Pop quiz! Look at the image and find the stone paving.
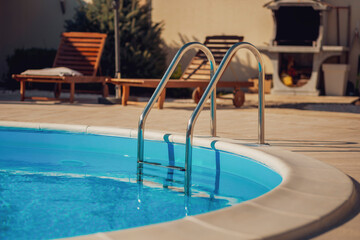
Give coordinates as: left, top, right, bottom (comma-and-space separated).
0, 91, 359, 239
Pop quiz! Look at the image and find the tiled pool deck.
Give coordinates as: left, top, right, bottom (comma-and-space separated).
0, 91, 359, 239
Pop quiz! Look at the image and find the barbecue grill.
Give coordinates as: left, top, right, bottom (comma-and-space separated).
260, 0, 348, 95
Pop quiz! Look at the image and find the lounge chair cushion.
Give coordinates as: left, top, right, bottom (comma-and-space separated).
21, 67, 83, 77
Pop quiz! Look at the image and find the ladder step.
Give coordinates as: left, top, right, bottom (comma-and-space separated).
141, 161, 185, 171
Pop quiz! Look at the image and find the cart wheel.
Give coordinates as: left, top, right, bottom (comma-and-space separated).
54, 83, 61, 98
233, 89, 245, 108
192, 87, 204, 104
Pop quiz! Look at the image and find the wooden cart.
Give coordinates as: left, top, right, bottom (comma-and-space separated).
108, 36, 253, 109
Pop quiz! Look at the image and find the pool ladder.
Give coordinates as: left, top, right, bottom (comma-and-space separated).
137, 42, 265, 195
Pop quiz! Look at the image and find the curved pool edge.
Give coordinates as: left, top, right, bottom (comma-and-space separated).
0, 121, 357, 240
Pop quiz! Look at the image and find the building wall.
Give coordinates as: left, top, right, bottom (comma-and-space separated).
0, 0, 81, 81
152, 0, 360, 88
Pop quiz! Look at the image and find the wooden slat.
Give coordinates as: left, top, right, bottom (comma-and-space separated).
57, 55, 97, 61
205, 41, 240, 45
187, 60, 207, 66
62, 32, 107, 38
55, 60, 96, 66
65, 38, 103, 43
182, 75, 211, 80
183, 68, 210, 73
206, 38, 242, 41
56, 60, 96, 66
206, 40, 241, 43
186, 65, 208, 70
206, 41, 238, 44
58, 50, 99, 57
188, 58, 206, 64
14, 75, 107, 83
186, 68, 211, 73
13, 74, 65, 80
206, 47, 230, 51
183, 69, 210, 75
108, 79, 146, 84
64, 65, 94, 70
202, 49, 228, 54
205, 35, 244, 40
187, 65, 211, 70
187, 57, 207, 64
206, 42, 239, 46
198, 53, 226, 58
63, 42, 102, 48
60, 46, 100, 52
183, 71, 211, 76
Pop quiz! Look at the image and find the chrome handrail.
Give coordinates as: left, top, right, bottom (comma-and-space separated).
137, 42, 217, 182
184, 42, 265, 195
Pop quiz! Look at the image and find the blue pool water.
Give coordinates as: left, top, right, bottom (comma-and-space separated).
0, 127, 282, 239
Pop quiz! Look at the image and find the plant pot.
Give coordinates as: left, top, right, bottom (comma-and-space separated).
322, 64, 350, 96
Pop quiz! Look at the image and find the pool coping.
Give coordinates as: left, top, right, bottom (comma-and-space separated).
0, 121, 357, 240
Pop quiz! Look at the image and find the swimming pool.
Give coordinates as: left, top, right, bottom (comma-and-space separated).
0, 122, 355, 240
0, 126, 281, 239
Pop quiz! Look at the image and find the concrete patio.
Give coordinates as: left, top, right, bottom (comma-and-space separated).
0, 90, 359, 239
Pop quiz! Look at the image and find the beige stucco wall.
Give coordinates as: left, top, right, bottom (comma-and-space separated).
0, 0, 81, 80
152, 0, 360, 88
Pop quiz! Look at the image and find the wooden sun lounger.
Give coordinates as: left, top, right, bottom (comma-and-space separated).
12, 32, 109, 103
109, 78, 253, 109
108, 36, 253, 109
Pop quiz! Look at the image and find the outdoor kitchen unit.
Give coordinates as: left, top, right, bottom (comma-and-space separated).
260, 0, 348, 95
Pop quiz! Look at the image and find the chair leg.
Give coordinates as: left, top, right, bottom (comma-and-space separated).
102, 83, 109, 97
122, 86, 129, 106
70, 82, 75, 103
158, 88, 166, 109
54, 83, 62, 99
20, 81, 25, 101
